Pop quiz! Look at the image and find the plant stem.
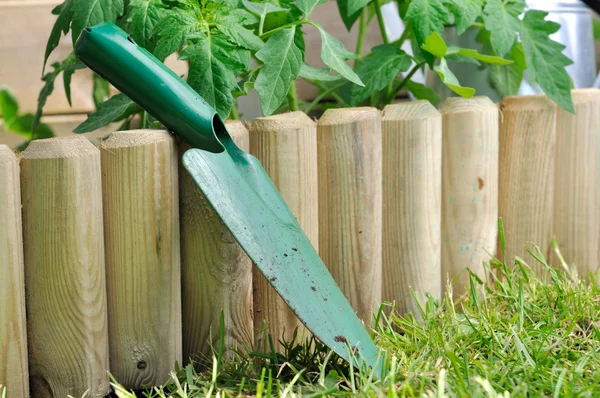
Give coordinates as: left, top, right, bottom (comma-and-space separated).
354, 9, 367, 69
373, 0, 389, 44
304, 81, 347, 113
287, 82, 299, 112
230, 102, 240, 120
387, 60, 426, 103
314, 81, 350, 108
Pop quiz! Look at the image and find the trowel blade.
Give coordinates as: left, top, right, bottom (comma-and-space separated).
182, 148, 381, 373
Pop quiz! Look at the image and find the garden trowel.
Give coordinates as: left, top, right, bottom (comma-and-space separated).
75, 23, 381, 374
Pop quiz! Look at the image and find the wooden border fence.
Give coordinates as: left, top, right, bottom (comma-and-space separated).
1, 91, 599, 397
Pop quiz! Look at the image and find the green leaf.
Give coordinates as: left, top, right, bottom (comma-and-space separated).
520, 10, 574, 112
152, 12, 204, 60
218, 25, 264, 51
43, 0, 74, 73
180, 35, 242, 119
243, 0, 288, 16
336, 0, 362, 31
447, 46, 513, 65
594, 18, 600, 41
299, 64, 343, 82
217, 9, 260, 26
243, 0, 288, 31
349, 44, 411, 105
6, 115, 54, 139
125, 0, 165, 50
296, 0, 327, 17
0, 88, 19, 123
316, 25, 363, 86
482, 0, 525, 56
74, 93, 139, 133
445, 52, 480, 65
33, 62, 63, 134
404, 0, 449, 53
63, 56, 86, 106
345, 0, 371, 16
93, 74, 110, 107
451, 0, 484, 35
405, 80, 441, 105
72, 0, 125, 45
421, 31, 447, 58
434, 57, 475, 97
255, 27, 303, 115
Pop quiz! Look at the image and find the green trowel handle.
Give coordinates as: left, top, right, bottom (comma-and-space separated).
74, 22, 224, 152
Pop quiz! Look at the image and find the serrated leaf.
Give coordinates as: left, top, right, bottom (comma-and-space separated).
447, 46, 512, 65
405, 80, 441, 104
72, 0, 125, 46
0, 88, 19, 123
33, 62, 63, 133
180, 35, 241, 119
316, 25, 363, 86
125, 0, 165, 50
255, 27, 303, 115
74, 94, 139, 133
243, 0, 288, 16
217, 9, 259, 26
446, 52, 480, 64
451, 0, 484, 35
93, 74, 110, 107
421, 31, 447, 58
63, 56, 86, 106
404, 0, 449, 55
482, 0, 524, 57
243, 0, 288, 31
434, 57, 475, 97
349, 44, 411, 105
152, 12, 204, 60
346, 0, 371, 16
520, 10, 574, 112
490, 62, 523, 98
296, 0, 327, 17
336, 0, 362, 30
43, 0, 74, 73
299, 64, 343, 82
218, 25, 264, 51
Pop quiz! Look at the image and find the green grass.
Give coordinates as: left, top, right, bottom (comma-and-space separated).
110, 225, 600, 397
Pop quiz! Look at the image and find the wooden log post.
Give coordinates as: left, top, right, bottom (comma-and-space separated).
180, 121, 253, 367
0, 146, 28, 398
20, 137, 109, 397
100, 130, 182, 389
248, 111, 317, 349
554, 89, 600, 276
317, 107, 382, 324
499, 95, 557, 274
440, 97, 499, 296
381, 102, 442, 316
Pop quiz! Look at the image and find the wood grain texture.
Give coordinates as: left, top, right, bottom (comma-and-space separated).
499, 95, 557, 274
440, 97, 498, 296
20, 137, 109, 398
248, 111, 317, 349
100, 130, 182, 389
317, 107, 382, 324
180, 121, 253, 368
381, 102, 442, 316
554, 89, 600, 276
0, 145, 28, 398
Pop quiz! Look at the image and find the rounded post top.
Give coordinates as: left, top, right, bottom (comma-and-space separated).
21, 136, 99, 160
101, 129, 173, 149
